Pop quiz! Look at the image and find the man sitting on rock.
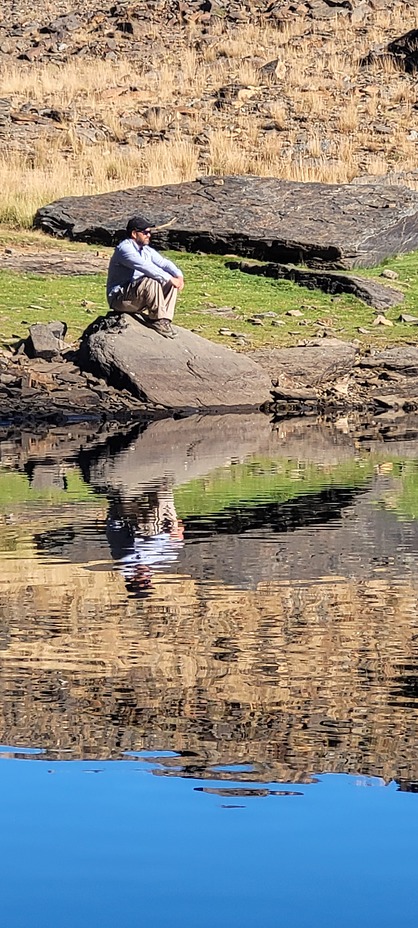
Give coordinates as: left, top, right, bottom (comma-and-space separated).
106, 215, 184, 339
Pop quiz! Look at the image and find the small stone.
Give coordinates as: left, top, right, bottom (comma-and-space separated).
218, 328, 232, 336
373, 314, 393, 326
286, 309, 304, 318
26, 321, 68, 360
399, 313, 418, 324
271, 319, 285, 326
351, 2, 369, 25
380, 268, 399, 280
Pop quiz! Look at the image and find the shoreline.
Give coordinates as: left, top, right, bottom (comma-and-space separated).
2, 333, 418, 428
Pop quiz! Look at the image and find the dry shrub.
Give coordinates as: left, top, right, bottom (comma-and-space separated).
145, 138, 200, 186
306, 134, 323, 158
1, 59, 135, 109
236, 60, 262, 87
302, 91, 327, 119
0, 136, 199, 227
338, 97, 359, 133
288, 155, 357, 184
208, 130, 251, 175
217, 37, 251, 59
268, 101, 287, 129
365, 155, 390, 176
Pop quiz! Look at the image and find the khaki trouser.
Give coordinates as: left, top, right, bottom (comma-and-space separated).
113, 277, 177, 321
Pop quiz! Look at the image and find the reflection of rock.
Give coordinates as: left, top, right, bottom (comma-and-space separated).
84, 412, 278, 495
1, 416, 418, 784
0, 420, 139, 474
29, 464, 66, 491
6, 414, 418, 487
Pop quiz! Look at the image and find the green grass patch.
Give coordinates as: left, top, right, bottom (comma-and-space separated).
174, 456, 375, 519
1, 237, 418, 349
0, 467, 101, 507
377, 461, 418, 522
0, 272, 108, 343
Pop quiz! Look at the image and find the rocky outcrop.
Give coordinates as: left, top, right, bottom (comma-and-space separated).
0, 344, 153, 424
364, 27, 418, 73
262, 340, 418, 413
0, 0, 382, 65
34, 175, 418, 269
78, 312, 272, 410
227, 260, 404, 310
5, 317, 418, 423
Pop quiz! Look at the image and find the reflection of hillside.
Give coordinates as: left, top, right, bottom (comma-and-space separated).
0, 551, 418, 784
180, 480, 418, 587
1, 413, 418, 787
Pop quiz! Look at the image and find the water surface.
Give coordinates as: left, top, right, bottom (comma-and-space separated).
1, 413, 418, 925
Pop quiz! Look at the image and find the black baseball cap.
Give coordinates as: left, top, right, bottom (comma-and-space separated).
126, 215, 152, 235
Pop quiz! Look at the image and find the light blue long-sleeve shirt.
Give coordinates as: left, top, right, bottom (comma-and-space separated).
106, 238, 183, 305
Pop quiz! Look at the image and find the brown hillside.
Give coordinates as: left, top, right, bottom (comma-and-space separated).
0, 1, 418, 224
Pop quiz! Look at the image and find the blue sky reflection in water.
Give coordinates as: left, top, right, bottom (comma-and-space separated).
1, 413, 418, 926
0, 756, 417, 928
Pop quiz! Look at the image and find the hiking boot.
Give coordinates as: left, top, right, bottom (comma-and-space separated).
149, 318, 176, 339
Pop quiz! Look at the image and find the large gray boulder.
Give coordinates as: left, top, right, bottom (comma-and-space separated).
78, 313, 272, 410
34, 175, 418, 269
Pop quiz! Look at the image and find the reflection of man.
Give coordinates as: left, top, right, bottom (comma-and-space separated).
106, 216, 184, 339
106, 488, 184, 597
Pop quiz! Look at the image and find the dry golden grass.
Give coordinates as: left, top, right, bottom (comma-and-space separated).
268, 102, 287, 129
337, 98, 359, 133
1, 2, 418, 225
0, 137, 200, 226
208, 130, 251, 175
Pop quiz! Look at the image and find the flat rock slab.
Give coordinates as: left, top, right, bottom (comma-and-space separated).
360, 346, 418, 376
250, 338, 358, 387
78, 313, 272, 410
267, 342, 418, 412
34, 175, 418, 269
229, 260, 404, 310
0, 250, 108, 276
